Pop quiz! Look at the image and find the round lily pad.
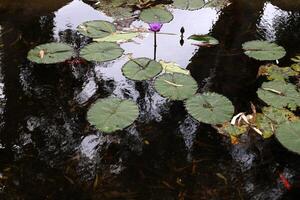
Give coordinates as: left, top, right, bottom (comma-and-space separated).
242, 40, 286, 61
79, 42, 124, 62
122, 58, 162, 81
77, 20, 116, 38
139, 8, 173, 23
173, 0, 205, 10
154, 73, 198, 100
188, 34, 219, 45
185, 92, 234, 125
276, 121, 300, 154
27, 43, 74, 64
87, 97, 139, 133
257, 80, 300, 110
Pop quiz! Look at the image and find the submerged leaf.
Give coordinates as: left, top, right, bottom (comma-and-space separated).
139, 8, 173, 23
173, 0, 205, 10
257, 80, 300, 110
185, 92, 234, 125
154, 73, 197, 100
87, 97, 139, 133
242, 40, 286, 61
276, 121, 300, 154
80, 42, 124, 62
77, 20, 116, 38
159, 60, 190, 75
122, 58, 162, 81
27, 43, 74, 64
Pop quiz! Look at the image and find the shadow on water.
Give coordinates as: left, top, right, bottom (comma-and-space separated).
0, 0, 300, 199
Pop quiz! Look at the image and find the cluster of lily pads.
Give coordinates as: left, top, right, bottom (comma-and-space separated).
26, 1, 300, 155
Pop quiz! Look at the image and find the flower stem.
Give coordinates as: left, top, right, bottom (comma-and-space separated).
154, 32, 157, 60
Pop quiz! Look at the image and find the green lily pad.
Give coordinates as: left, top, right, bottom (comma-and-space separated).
218, 122, 248, 137
139, 8, 173, 23
27, 43, 74, 64
185, 92, 234, 125
154, 73, 198, 100
242, 40, 286, 61
255, 107, 299, 138
77, 20, 116, 38
258, 64, 298, 81
93, 32, 140, 43
122, 58, 162, 81
257, 80, 300, 110
188, 34, 219, 45
79, 42, 124, 62
173, 0, 205, 10
87, 97, 139, 133
276, 121, 300, 154
159, 60, 190, 75
291, 64, 300, 72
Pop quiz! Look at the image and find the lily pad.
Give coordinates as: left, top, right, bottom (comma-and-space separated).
87, 97, 139, 133
27, 43, 74, 64
77, 20, 116, 38
159, 60, 190, 75
188, 35, 219, 45
93, 32, 140, 43
255, 107, 299, 138
173, 0, 205, 10
154, 73, 198, 100
185, 92, 234, 125
242, 40, 286, 61
276, 121, 300, 154
257, 80, 300, 110
80, 42, 124, 62
258, 64, 298, 81
139, 8, 173, 23
122, 58, 162, 81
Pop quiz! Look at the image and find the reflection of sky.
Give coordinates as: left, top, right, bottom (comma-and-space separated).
259, 3, 288, 41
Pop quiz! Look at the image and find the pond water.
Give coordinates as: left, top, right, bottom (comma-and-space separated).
0, 0, 300, 199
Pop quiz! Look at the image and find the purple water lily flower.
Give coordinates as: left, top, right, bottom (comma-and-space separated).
149, 22, 163, 32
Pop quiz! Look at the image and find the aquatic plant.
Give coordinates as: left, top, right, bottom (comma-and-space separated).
77, 20, 116, 38
139, 7, 173, 23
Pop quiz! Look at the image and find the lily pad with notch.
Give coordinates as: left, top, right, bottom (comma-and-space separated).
87, 97, 139, 133
257, 80, 300, 110
242, 40, 286, 61
173, 0, 205, 10
77, 20, 116, 38
122, 57, 162, 81
276, 121, 300, 155
27, 43, 74, 64
154, 73, 198, 100
188, 34, 219, 46
185, 92, 234, 125
139, 7, 173, 23
79, 42, 124, 62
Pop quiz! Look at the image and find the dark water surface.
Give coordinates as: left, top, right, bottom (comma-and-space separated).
0, 0, 300, 199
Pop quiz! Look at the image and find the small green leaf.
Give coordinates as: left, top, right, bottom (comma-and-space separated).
27, 43, 74, 64
257, 80, 300, 110
77, 20, 116, 38
159, 60, 190, 75
188, 34, 219, 45
87, 97, 139, 133
291, 64, 300, 72
122, 58, 162, 81
139, 8, 173, 23
276, 121, 300, 154
185, 92, 234, 125
154, 73, 198, 100
80, 42, 124, 62
173, 0, 205, 10
242, 40, 286, 61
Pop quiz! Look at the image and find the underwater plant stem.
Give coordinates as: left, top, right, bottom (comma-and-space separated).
154, 32, 157, 60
